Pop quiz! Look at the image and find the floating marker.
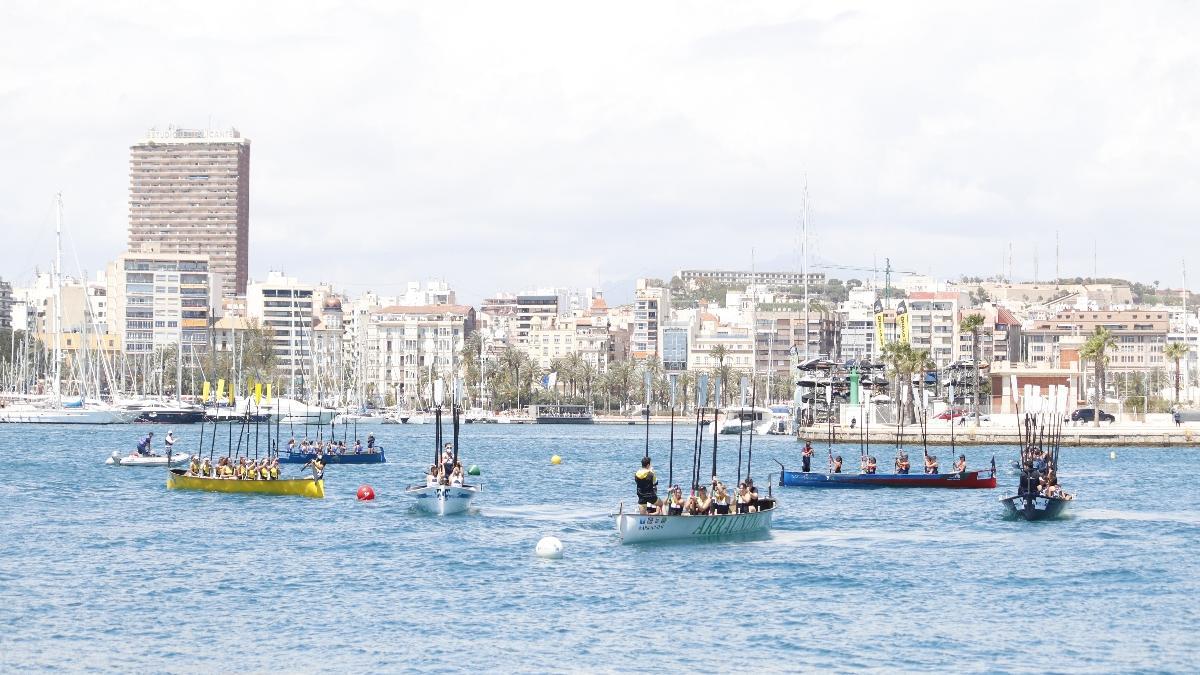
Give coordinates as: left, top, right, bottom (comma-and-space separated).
356, 484, 376, 501
535, 536, 563, 559
468, 464, 481, 476
1110, 451, 1117, 460
550, 455, 562, 465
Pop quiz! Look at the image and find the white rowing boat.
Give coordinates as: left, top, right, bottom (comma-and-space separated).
106, 450, 190, 467
405, 484, 481, 515
613, 501, 775, 543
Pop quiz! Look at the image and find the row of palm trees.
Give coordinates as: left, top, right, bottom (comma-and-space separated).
1080, 327, 1191, 426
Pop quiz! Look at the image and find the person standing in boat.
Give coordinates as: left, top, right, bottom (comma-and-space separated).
802, 441, 814, 472
634, 457, 662, 513
164, 430, 176, 453
367, 433, 376, 449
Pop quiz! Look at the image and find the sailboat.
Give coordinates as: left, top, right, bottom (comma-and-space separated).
404, 379, 481, 515
614, 373, 776, 543
0, 194, 133, 424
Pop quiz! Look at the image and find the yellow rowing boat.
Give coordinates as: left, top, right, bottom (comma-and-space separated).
166, 469, 325, 498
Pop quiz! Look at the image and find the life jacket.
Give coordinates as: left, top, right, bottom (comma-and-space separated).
270, 467, 279, 480
189, 460, 199, 474
202, 464, 213, 477
634, 468, 657, 501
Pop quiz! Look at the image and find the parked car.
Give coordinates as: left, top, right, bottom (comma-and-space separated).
936, 408, 990, 422
1071, 408, 1115, 423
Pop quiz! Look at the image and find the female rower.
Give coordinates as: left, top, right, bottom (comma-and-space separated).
693, 486, 712, 515
665, 486, 685, 516
712, 482, 731, 514
953, 454, 967, 474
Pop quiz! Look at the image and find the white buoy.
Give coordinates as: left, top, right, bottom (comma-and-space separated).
1110, 451, 1117, 460
535, 536, 563, 559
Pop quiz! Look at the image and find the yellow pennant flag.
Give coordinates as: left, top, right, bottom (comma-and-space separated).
216, 379, 226, 400
202, 381, 211, 401
264, 384, 272, 405
228, 386, 235, 405
254, 383, 262, 405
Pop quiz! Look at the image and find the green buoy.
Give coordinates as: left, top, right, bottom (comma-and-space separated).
468, 465, 481, 476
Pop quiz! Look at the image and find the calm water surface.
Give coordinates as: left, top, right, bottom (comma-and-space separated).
0, 423, 1197, 672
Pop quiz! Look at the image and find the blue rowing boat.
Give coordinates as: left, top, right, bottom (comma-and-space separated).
277, 448, 386, 464
778, 468, 996, 489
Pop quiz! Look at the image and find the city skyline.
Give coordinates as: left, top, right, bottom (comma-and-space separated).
2, 2, 1197, 306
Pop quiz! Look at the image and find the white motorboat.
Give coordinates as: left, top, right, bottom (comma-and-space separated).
718, 407, 775, 435
106, 450, 191, 466
614, 503, 775, 543
0, 404, 135, 425
404, 483, 481, 515
332, 412, 387, 426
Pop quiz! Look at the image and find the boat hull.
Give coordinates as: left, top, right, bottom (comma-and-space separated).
278, 450, 385, 464
405, 485, 479, 515
615, 507, 774, 543
1001, 494, 1072, 520
107, 452, 190, 467
134, 410, 206, 424
779, 469, 996, 489
166, 469, 324, 498
0, 408, 133, 424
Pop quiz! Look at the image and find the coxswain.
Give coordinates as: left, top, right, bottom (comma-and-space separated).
188, 455, 200, 475
801, 441, 814, 473
634, 456, 661, 514
367, 433, 375, 449
137, 431, 154, 456
302, 455, 325, 480
164, 430, 176, 452
953, 454, 967, 474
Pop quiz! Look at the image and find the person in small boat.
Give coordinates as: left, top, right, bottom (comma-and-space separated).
634, 456, 662, 513
270, 458, 280, 480
259, 459, 272, 480
187, 456, 200, 475
746, 477, 761, 510
287, 437, 296, 452
863, 455, 877, 474
665, 486, 685, 515
164, 430, 176, 453
353, 438, 363, 454
449, 463, 464, 486
953, 454, 967, 474
925, 454, 939, 474
221, 457, 235, 478
895, 451, 910, 474
693, 486, 713, 515
137, 431, 154, 456
711, 481, 731, 514
426, 464, 440, 487
832, 455, 843, 473
200, 457, 213, 477
367, 433, 376, 450
302, 455, 325, 480
802, 441, 813, 473
735, 482, 755, 513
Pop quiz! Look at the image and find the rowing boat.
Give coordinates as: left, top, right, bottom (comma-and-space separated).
166, 468, 325, 498
614, 501, 775, 543
107, 451, 190, 467
404, 484, 481, 515
277, 449, 386, 464
778, 468, 996, 489
1000, 493, 1072, 520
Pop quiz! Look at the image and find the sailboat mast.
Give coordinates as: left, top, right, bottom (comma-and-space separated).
53, 193, 63, 405
802, 181, 810, 361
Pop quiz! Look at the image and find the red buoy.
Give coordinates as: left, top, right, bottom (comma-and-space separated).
356, 484, 375, 501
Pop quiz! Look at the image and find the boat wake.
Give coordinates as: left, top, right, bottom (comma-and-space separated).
1072, 508, 1200, 526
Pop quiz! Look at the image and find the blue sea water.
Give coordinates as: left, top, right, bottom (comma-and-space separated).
0, 422, 1197, 673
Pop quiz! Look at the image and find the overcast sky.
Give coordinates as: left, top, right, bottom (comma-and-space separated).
2, 1, 1197, 304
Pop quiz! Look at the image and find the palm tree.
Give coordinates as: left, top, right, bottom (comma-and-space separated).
905, 347, 934, 422
1164, 342, 1189, 404
880, 340, 911, 423
960, 313, 986, 427
1080, 327, 1118, 427
497, 346, 531, 411
607, 360, 637, 412
460, 332, 484, 406
675, 370, 694, 412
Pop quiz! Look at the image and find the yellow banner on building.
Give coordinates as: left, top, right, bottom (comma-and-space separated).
216, 379, 226, 400
265, 384, 272, 406
873, 299, 886, 355
254, 383, 263, 405
896, 300, 911, 345
202, 381, 211, 402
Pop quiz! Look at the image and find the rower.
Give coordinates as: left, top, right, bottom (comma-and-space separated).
895, 451, 910, 475
953, 454, 967, 474
925, 454, 939, 474
287, 437, 296, 452
832, 455, 843, 473
864, 455, 877, 475
353, 438, 363, 454
302, 455, 325, 480
712, 481, 731, 514
270, 459, 280, 480
634, 457, 661, 514
801, 441, 813, 473
665, 486, 685, 515
187, 456, 200, 475
200, 457, 213, 477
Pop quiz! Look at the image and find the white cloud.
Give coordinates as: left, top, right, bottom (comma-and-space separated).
1, 0, 1197, 301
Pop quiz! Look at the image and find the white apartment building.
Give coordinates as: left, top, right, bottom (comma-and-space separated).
247, 272, 316, 391
106, 249, 220, 355
633, 279, 669, 359
365, 305, 476, 407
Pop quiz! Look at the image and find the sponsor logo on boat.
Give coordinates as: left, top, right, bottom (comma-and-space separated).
690, 513, 765, 536
636, 516, 666, 531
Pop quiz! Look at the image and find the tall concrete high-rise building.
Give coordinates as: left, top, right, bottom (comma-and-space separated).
128, 126, 250, 298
